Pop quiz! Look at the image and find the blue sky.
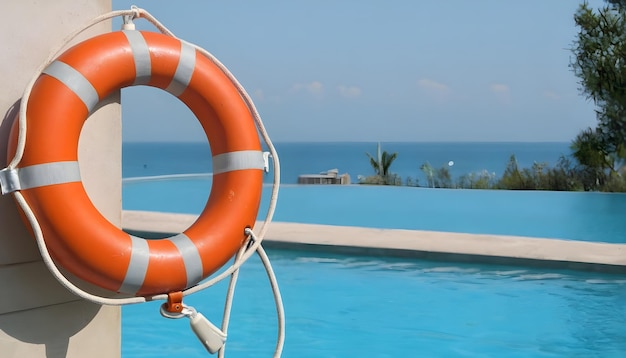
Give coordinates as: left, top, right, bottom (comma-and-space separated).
112, 0, 606, 142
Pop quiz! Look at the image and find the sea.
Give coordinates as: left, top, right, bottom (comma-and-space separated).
122, 141, 572, 185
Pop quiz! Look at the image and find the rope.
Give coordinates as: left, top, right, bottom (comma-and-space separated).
256, 242, 286, 357
219, 230, 285, 358
218, 246, 246, 358
6, 7, 283, 357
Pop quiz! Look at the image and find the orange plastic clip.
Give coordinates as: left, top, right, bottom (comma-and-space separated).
165, 291, 184, 313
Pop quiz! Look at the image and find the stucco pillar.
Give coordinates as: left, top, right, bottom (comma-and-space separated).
0, 1, 122, 357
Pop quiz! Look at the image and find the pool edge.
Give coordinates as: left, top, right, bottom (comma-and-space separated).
122, 210, 626, 274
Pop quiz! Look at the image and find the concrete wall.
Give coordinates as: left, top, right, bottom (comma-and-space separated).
0, 1, 121, 357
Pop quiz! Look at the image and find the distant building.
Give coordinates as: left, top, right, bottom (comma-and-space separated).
298, 169, 351, 185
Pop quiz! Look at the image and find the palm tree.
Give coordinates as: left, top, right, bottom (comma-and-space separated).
366, 142, 398, 183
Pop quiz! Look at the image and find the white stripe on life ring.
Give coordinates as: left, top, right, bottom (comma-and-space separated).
0, 161, 81, 194
123, 30, 152, 85
165, 40, 196, 97
213, 150, 266, 174
119, 235, 150, 294
43, 61, 99, 112
169, 233, 204, 288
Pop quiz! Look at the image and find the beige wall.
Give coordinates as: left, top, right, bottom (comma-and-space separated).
0, 1, 121, 357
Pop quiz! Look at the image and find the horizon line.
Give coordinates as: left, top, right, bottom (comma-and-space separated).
122, 140, 572, 144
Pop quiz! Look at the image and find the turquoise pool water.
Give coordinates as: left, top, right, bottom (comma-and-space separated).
123, 178, 626, 243
123, 249, 626, 357
121, 178, 626, 356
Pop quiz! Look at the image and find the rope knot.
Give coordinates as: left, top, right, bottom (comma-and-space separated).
130, 5, 141, 19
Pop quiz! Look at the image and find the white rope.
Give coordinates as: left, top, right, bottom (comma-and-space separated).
218, 230, 285, 358
218, 245, 246, 358
6, 6, 283, 357
255, 242, 286, 358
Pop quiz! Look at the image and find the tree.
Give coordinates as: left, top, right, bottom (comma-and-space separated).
497, 155, 535, 190
364, 142, 399, 185
420, 162, 435, 188
571, 2, 626, 167
571, 127, 612, 180
420, 162, 453, 188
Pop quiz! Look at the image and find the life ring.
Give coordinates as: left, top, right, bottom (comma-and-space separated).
7, 30, 265, 296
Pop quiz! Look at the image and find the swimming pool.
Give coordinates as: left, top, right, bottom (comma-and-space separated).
123, 249, 626, 357
121, 179, 626, 356
122, 178, 626, 243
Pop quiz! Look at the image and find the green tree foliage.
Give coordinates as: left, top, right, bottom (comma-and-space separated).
457, 170, 497, 189
362, 142, 400, 185
497, 155, 533, 190
362, 148, 621, 191
570, 127, 613, 189
571, 2, 626, 175
420, 162, 435, 188
548, 156, 584, 191
420, 162, 453, 188
435, 166, 453, 188
495, 155, 583, 191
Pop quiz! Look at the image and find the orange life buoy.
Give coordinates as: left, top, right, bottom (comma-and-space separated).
7, 30, 265, 296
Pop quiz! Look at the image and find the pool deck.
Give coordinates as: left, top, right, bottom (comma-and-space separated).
122, 210, 626, 273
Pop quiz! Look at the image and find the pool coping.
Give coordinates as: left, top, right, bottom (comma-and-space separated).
122, 210, 626, 274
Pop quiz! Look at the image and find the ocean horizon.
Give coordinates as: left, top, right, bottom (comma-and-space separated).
121, 140, 626, 244
122, 141, 572, 185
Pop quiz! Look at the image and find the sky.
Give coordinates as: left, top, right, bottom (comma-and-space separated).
111, 0, 608, 142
